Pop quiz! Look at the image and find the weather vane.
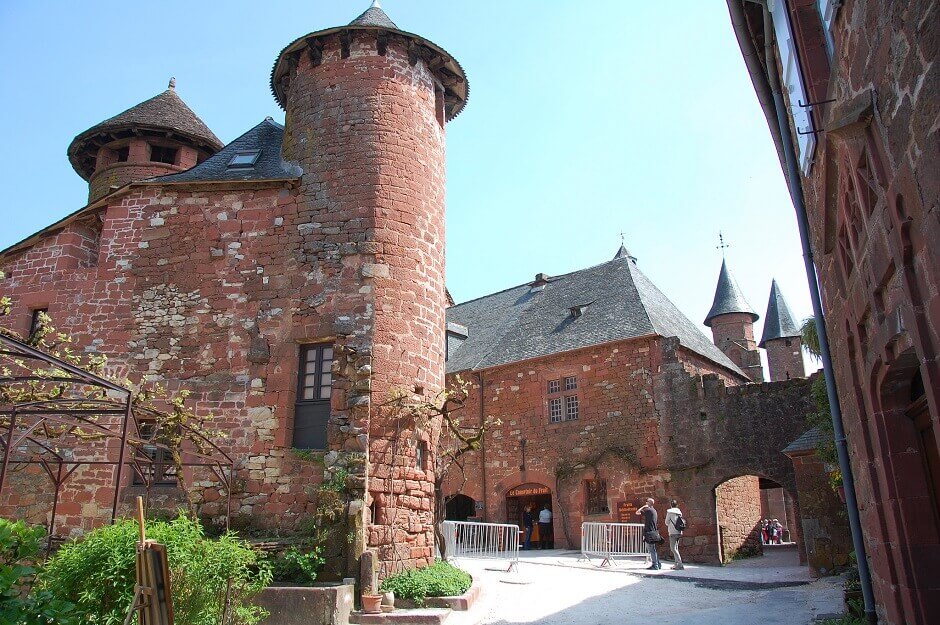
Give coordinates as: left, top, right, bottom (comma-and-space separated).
619, 231, 625, 244
717, 231, 730, 257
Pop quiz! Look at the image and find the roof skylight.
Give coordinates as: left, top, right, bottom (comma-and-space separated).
228, 150, 261, 168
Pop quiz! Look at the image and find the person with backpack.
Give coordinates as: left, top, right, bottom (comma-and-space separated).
665, 499, 686, 570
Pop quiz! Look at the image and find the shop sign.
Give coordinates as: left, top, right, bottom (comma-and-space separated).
507, 483, 551, 497
617, 500, 637, 523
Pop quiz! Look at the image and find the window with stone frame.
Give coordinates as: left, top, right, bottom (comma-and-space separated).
548, 398, 563, 423
416, 440, 428, 471
547, 379, 560, 394
564, 376, 577, 391
585, 479, 608, 515
565, 395, 580, 421
293, 343, 334, 449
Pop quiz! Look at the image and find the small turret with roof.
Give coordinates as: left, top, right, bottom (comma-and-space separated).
759, 280, 806, 381
68, 79, 222, 202
704, 258, 764, 382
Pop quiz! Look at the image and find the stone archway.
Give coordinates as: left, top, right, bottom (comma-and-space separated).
445, 493, 477, 522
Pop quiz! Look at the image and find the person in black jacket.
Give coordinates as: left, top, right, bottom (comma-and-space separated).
636, 498, 662, 570
522, 504, 534, 550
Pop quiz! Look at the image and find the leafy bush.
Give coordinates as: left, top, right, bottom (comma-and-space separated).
380, 561, 471, 603
38, 514, 271, 625
0, 518, 79, 625
270, 546, 325, 585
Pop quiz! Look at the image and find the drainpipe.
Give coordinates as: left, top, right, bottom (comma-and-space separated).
476, 370, 488, 522
748, 2, 876, 621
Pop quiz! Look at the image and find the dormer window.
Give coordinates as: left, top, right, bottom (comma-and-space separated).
116, 146, 130, 162
150, 145, 178, 165
569, 302, 592, 319
228, 150, 261, 168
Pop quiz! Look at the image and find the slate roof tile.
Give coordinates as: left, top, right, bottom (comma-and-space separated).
704, 259, 759, 326
446, 253, 747, 377
759, 279, 802, 347
157, 119, 301, 183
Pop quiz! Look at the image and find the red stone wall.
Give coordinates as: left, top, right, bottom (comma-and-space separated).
715, 475, 763, 562
788, 450, 853, 576
442, 335, 815, 563
443, 337, 665, 548
708, 313, 764, 382
795, 1, 939, 622
765, 337, 806, 381
0, 184, 332, 537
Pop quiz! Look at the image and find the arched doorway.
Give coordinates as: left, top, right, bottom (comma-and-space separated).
714, 475, 797, 563
445, 494, 476, 522
505, 482, 553, 548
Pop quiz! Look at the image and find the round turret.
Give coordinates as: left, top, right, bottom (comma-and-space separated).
269, 1, 468, 576
67, 79, 223, 202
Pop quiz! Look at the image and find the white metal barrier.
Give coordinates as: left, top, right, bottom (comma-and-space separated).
581, 522, 646, 567
442, 520, 520, 572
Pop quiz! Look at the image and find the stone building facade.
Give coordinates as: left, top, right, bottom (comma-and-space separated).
442, 247, 818, 563
727, 0, 938, 622
0, 3, 467, 579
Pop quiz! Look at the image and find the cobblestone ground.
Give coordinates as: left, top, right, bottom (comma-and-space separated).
449, 548, 844, 625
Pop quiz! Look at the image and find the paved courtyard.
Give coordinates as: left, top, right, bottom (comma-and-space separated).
448, 548, 844, 625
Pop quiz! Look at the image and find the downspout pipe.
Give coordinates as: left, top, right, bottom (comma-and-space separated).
476, 370, 488, 522
746, 2, 877, 621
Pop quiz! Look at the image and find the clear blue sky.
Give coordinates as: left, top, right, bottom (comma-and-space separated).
0, 1, 818, 371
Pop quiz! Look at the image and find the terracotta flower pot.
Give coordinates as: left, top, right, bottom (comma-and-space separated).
362, 594, 383, 614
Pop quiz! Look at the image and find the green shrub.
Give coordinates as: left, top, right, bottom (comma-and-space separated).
380, 561, 471, 604
38, 514, 271, 625
0, 518, 79, 625
270, 546, 325, 585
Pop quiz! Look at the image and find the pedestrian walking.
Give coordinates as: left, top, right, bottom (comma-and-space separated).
772, 519, 783, 544
665, 499, 685, 570
636, 497, 662, 570
522, 504, 534, 550
538, 504, 553, 550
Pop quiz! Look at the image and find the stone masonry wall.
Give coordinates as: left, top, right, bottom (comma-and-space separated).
795, 1, 939, 622
715, 475, 763, 562
765, 337, 806, 381
788, 450, 853, 576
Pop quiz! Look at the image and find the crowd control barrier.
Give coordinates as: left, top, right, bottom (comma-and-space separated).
442, 520, 520, 572
581, 522, 646, 567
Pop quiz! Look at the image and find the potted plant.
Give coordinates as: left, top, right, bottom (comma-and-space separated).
361, 593, 383, 614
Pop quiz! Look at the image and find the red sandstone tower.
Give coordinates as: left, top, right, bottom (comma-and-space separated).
704, 259, 764, 382
270, 1, 468, 574
759, 280, 806, 381
67, 79, 222, 202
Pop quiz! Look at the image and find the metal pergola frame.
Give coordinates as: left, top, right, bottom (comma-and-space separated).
0, 333, 234, 548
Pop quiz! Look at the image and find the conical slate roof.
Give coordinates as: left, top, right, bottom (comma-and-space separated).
445, 248, 746, 378
68, 82, 223, 180
704, 259, 759, 326
759, 280, 801, 347
612, 244, 637, 262
349, 1, 398, 29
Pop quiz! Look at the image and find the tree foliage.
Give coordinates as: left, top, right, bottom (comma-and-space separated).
380, 376, 500, 560
0, 519, 79, 625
